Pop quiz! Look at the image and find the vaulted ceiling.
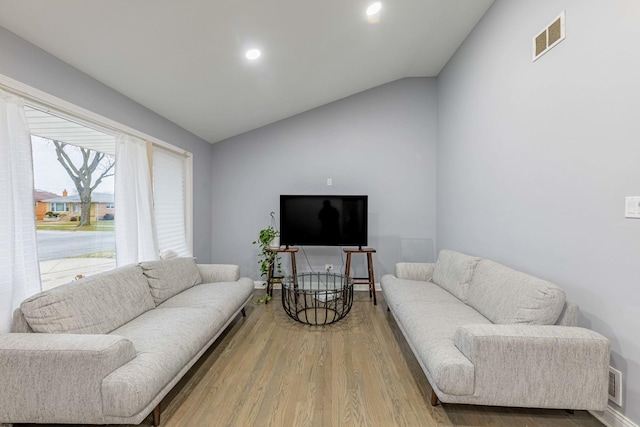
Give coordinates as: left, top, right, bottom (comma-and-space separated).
0, 0, 494, 143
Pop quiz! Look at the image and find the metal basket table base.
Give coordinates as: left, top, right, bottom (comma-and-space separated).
282, 272, 354, 325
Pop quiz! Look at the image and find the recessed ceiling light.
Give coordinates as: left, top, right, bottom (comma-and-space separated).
366, 2, 382, 16
245, 49, 261, 60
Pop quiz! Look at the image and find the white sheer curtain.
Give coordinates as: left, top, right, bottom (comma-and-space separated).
114, 134, 159, 265
0, 89, 41, 333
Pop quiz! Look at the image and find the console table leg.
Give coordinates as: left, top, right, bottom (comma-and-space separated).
290, 252, 297, 277
343, 248, 377, 305
367, 252, 377, 305
266, 260, 275, 303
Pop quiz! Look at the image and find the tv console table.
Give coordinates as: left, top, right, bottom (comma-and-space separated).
265, 246, 377, 306
265, 247, 298, 302
343, 247, 377, 305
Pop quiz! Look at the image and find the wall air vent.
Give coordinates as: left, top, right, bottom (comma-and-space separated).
608, 366, 623, 406
533, 11, 565, 61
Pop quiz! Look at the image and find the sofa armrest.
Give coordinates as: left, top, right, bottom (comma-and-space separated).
454, 324, 610, 410
197, 264, 241, 283
395, 262, 435, 281
0, 333, 136, 424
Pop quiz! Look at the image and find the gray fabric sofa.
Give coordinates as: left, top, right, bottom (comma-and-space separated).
381, 250, 610, 411
0, 257, 254, 426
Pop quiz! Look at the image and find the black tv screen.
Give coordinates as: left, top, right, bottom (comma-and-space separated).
280, 195, 368, 247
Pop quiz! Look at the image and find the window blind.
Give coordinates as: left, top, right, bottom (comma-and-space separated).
153, 146, 191, 258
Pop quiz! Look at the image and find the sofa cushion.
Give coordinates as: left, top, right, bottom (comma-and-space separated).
381, 274, 464, 311
431, 250, 481, 302
20, 265, 154, 334
466, 260, 566, 325
102, 306, 230, 417
393, 300, 491, 395
394, 263, 435, 282
197, 264, 241, 283
140, 257, 202, 305
158, 278, 254, 319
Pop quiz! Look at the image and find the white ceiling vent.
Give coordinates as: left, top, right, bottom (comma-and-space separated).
533, 11, 565, 61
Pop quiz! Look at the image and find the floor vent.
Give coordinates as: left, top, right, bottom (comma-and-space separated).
533, 11, 565, 61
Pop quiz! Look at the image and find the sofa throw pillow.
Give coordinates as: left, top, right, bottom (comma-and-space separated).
20, 265, 155, 334
140, 257, 202, 305
431, 250, 481, 302
466, 260, 566, 325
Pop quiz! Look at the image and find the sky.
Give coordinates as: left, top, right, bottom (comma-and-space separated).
31, 136, 115, 196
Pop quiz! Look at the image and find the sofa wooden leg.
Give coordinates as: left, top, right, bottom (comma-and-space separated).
153, 403, 161, 426
241, 307, 246, 317
430, 390, 439, 406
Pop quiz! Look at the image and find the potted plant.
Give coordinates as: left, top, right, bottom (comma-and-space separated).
252, 212, 282, 303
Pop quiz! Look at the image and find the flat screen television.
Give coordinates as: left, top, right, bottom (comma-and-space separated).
280, 195, 368, 247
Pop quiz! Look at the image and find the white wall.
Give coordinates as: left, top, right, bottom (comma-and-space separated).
438, 1, 640, 423
0, 26, 214, 261
211, 78, 437, 281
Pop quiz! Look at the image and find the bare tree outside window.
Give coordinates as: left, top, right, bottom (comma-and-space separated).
52, 140, 115, 226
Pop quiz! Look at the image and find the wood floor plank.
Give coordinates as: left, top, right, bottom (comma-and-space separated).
17, 290, 603, 427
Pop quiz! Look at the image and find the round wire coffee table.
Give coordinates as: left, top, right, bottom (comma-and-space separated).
282, 272, 354, 325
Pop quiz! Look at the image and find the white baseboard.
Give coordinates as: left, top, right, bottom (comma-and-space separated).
590, 405, 638, 427
354, 283, 381, 292
254, 280, 268, 289
253, 281, 380, 292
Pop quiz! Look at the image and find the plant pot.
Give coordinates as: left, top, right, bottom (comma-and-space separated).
269, 236, 280, 249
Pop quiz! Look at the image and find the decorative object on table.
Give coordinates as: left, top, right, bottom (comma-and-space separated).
253, 211, 282, 303
282, 272, 354, 325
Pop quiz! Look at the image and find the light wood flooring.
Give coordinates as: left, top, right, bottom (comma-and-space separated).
20, 290, 603, 427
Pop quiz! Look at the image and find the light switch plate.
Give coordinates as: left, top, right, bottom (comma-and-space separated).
625, 196, 640, 218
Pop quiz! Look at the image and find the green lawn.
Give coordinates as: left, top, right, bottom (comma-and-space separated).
36, 220, 115, 232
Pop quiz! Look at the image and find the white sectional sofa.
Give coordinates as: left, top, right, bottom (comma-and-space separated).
381, 250, 610, 411
0, 257, 254, 426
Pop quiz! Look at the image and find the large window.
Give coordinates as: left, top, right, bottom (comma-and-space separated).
49, 202, 69, 213
16, 91, 193, 289
30, 116, 117, 290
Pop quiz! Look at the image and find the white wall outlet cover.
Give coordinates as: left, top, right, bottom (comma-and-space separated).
625, 196, 640, 218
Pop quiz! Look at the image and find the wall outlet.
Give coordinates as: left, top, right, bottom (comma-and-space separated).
325, 264, 334, 271
608, 366, 623, 406
625, 196, 640, 218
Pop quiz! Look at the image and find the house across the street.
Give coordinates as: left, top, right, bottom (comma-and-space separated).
33, 189, 60, 220
40, 189, 114, 221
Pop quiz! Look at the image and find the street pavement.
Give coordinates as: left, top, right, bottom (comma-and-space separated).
37, 230, 115, 261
